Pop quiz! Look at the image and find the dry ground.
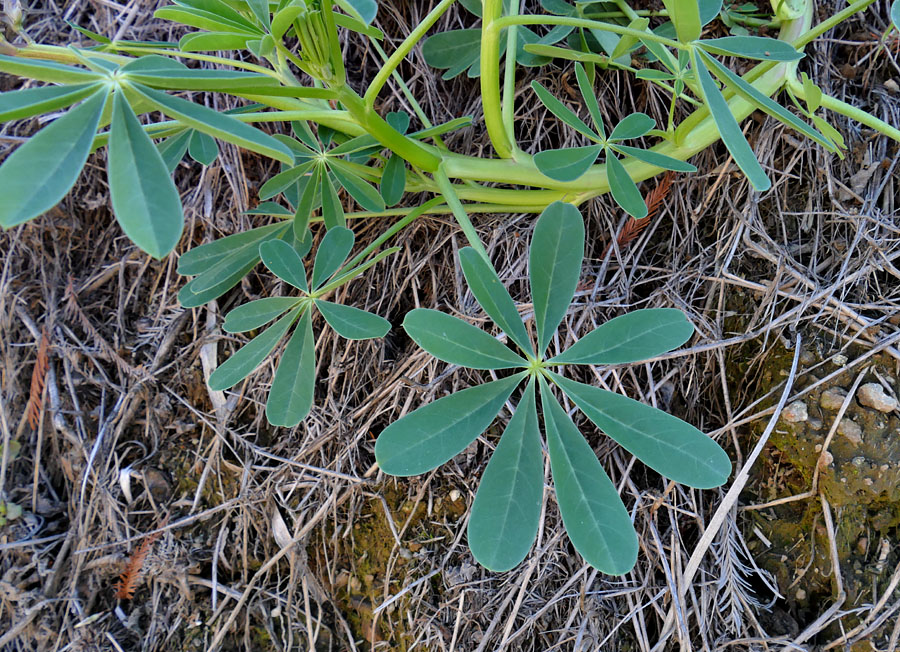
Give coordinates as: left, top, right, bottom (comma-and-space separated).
1, 1, 900, 650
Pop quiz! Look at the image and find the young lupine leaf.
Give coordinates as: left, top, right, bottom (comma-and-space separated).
699, 51, 835, 151
259, 161, 317, 201
696, 36, 802, 61
246, 0, 271, 27
691, 51, 771, 191
259, 239, 309, 292
328, 159, 386, 212
266, 311, 315, 426
157, 130, 192, 173
608, 112, 655, 141
188, 130, 219, 166
208, 306, 303, 391
0, 83, 102, 122
380, 153, 406, 207
0, 89, 107, 229
531, 81, 600, 141
529, 202, 585, 355
375, 373, 527, 476
422, 29, 482, 79
539, 378, 638, 575
177, 222, 287, 276
127, 83, 293, 164
611, 144, 698, 172
607, 154, 648, 218
312, 226, 354, 288
179, 257, 259, 308
320, 170, 345, 229
0, 54, 102, 84
549, 308, 694, 364
315, 300, 390, 340
468, 379, 543, 572
294, 164, 322, 240
108, 92, 183, 259
574, 63, 606, 139
551, 373, 731, 488
223, 297, 300, 333
403, 309, 528, 369
534, 145, 603, 182
458, 248, 533, 355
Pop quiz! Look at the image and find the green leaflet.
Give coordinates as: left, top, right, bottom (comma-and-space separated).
188, 130, 219, 166
157, 130, 192, 173
575, 63, 606, 138
125, 68, 278, 92
549, 308, 694, 365
178, 256, 260, 308
529, 202, 585, 355
531, 81, 599, 141
319, 169, 345, 229
259, 239, 309, 292
311, 226, 354, 288
551, 373, 732, 489
609, 112, 655, 141
315, 300, 390, 340
697, 36, 803, 61
328, 158, 386, 212
422, 29, 482, 79
126, 82, 293, 164
338, 0, 378, 25
403, 309, 527, 369
540, 378, 638, 575
0, 88, 107, 229
107, 91, 184, 259
266, 311, 316, 426
612, 144, 698, 173
179, 31, 257, 51
468, 380, 543, 572
379, 153, 406, 207
375, 373, 527, 476
0, 83, 101, 122
223, 297, 300, 333
607, 152, 648, 218
153, 7, 261, 35
0, 54, 101, 84
534, 145, 602, 182
208, 306, 303, 391
293, 164, 321, 241
690, 50, 771, 191
660, 0, 701, 43
259, 161, 317, 201
458, 249, 533, 356
177, 222, 287, 276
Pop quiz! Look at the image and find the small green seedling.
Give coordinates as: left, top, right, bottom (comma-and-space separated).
375, 202, 731, 574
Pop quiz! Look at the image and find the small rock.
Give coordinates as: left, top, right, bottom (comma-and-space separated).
831, 354, 848, 366
449, 489, 461, 502
820, 387, 848, 411
857, 383, 898, 413
795, 589, 806, 601
885, 79, 899, 94
838, 418, 863, 444
782, 401, 809, 423
807, 417, 823, 431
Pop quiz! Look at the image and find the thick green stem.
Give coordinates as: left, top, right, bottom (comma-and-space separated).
786, 78, 900, 142
364, 0, 456, 108
481, 0, 513, 158
502, 0, 521, 151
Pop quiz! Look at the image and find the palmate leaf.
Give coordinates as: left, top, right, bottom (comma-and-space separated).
529, 202, 585, 355
458, 248, 532, 355
0, 88, 107, 229
375, 373, 527, 476
208, 305, 303, 391
468, 380, 543, 572
223, 297, 300, 333
549, 308, 694, 365
266, 311, 316, 426
403, 309, 527, 369
315, 300, 390, 340
539, 377, 638, 575
107, 91, 184, 259
551, 373, 732, 488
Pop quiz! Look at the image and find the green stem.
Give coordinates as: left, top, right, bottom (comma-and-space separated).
364, 0, 456, 108
786, 77, 900, 142
481, 0, 513, 158
434, 164, 490, 261
790, 0, 876, 49
502, 0, 521, 152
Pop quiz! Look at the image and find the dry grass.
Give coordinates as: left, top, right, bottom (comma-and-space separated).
1, 0, 899, 650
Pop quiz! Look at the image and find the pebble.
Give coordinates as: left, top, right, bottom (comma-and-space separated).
449, 489, 461, 502
838, 418, 863, 444
782, 400, 809, 423
885, 79, 899, 94
820, 387, 848, 411
857, 383, 898, 413
831, 354, 848, 366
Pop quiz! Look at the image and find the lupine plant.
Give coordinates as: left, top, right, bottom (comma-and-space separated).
1, 0, 898, 573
